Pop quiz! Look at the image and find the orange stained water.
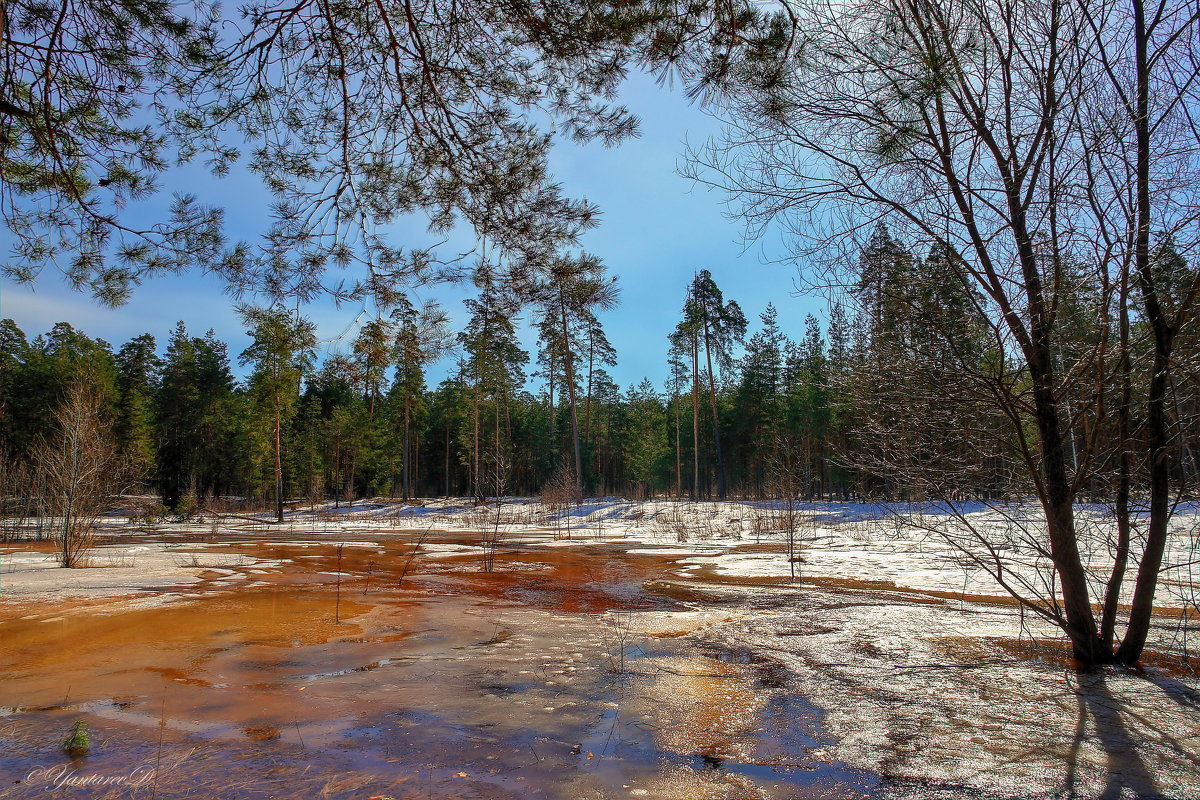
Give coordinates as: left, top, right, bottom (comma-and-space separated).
0, 533, 877, 800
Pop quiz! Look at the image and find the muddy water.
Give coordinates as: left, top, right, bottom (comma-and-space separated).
0, 533, 876, 799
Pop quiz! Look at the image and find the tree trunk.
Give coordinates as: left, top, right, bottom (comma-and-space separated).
691, 336, 700, 501
703, 320, 728, 500
997, 182, 1106, 661
585, 342, 594, 445
1102, 278, 1132, 649
402, 400, 412, 500
1024, 307, 1106, 662
1116, 1, 1174, 664
1116, 345, 1172, 664
274, 397, 283, 523
472, 389, 480, 499
559, 296, 584, 501
413, 428, 420, 497
674, 393, 682, 498
548, 354, 556, 448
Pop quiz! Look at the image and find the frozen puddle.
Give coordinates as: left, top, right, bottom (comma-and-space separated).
0, 538, 878, 799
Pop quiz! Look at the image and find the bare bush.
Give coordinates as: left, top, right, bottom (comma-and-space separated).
33, 376, 130, 568
480, 448, 511, 573
541, 463, 576, 540
648, 503, 692, 542
601, 609, 641, 675
0, 453, 35, 542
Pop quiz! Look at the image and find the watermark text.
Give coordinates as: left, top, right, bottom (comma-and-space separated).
24, 765, 156, 790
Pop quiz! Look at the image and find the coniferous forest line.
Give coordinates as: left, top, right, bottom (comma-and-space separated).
4, 224, 1197, 516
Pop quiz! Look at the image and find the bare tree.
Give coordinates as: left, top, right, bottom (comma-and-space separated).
34, 375, 128, 567
480, 437, 512, 573
768, 434, 807, 583
691, 0, 1200, 664
0, 451, 34, 542
541, 461, 577, 540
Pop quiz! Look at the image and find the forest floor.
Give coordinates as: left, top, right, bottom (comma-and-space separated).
0, 498, 1198, 800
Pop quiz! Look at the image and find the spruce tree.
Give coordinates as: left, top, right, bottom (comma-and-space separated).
735, 304, 786, 497
155, 324, 236, 509
114, 334, 161, 484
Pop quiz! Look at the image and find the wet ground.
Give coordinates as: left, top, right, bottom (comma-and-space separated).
0, 531, 879, 800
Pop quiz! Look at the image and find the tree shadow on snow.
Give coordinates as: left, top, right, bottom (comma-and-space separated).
1063, 671, 1165, 800
1139, 669, 1200, 712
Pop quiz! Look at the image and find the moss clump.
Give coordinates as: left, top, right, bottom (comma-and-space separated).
61, 720, 90, 756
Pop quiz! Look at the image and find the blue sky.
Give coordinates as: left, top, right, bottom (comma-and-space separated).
0, 71, 825, 389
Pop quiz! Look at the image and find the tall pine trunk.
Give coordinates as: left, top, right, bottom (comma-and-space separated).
273, 396, 283, 523
674, 393, 682, 498
703, 320, 728, 500
559, 296, 584, 501
690, 336, 699, 501
402, 400, 412, 500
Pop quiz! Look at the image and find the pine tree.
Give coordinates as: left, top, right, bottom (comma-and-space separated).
306, 360, 371, 505
583, 312, 618, 448
533, 253, 619, 499
11, 324, 118, 458
459, 277, 528, 498
0, 320, 30, 455
390, 302, 453, 499
533, 310, 569, 473
668, 315, 702, 499
0, 0, 227, 299
350, 321, 395, 419
824, 301, 855, 498
665, 344, 690, 498
787, 314, 828, 498
238, 307, 317, 521
857, 223, 917, 347
683, 270, 746, 500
